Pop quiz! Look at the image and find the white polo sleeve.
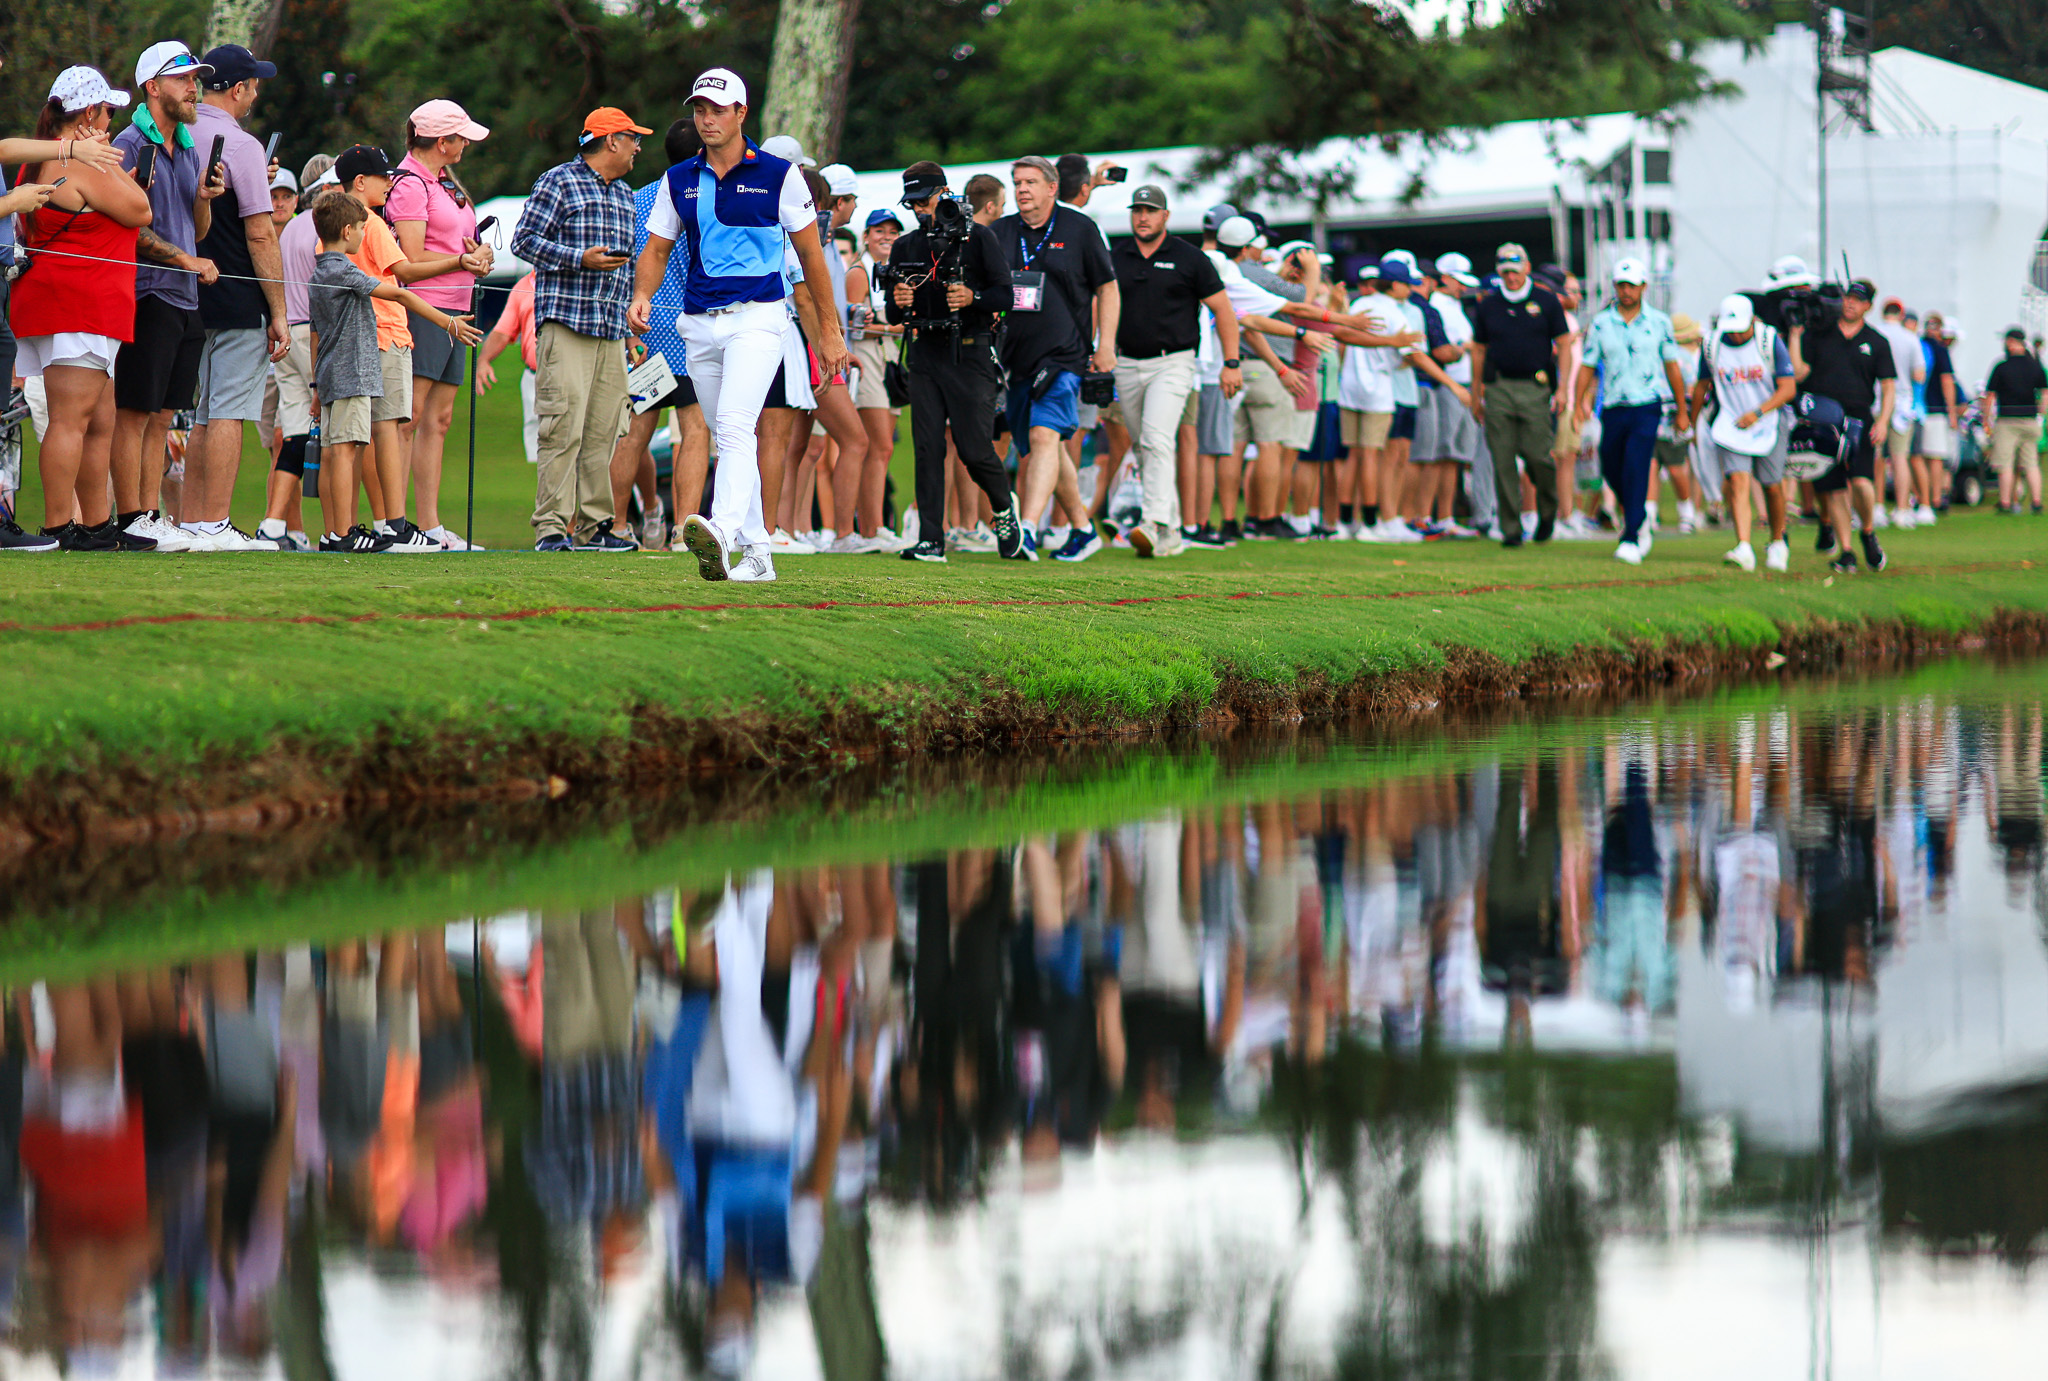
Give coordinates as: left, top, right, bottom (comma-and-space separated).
777, 164, 817, 234
646, 177, 683, 242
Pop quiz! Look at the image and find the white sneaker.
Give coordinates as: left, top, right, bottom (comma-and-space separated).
1285, 513, 1313, 536
1871, 503, 1890, 529
277, 529, 314, 553
1723, 541, 1756, 571
1916, 504, 1937, 525
728, 546, 777, 582
1377, 518, 1422, 544
827, 532, 880, 555
1892, 506, 1917, 530
257, 517, 289, 543
953, 523, 996, 553
1521, 512, 1540, 537
1353, 522, 1385, 543
680, 514, 730, 581
1614, 540, 1645, 566
1764, 539, 1790, 572
129, 512, 192, 552
425, 525, 473, 551
1638, 528, 1654, 557
181, 522, 277, 551
769, 528, 818, 555
1153, 525, 1187, 558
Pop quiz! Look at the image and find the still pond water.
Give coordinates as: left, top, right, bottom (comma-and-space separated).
2, 663, 2045, 1380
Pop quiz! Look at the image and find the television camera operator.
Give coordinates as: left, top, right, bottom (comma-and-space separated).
882, 161, 1030, 563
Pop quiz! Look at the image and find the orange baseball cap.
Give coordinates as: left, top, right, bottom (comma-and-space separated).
580, 107, 652, 143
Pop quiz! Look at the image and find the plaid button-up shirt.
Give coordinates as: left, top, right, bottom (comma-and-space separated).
511, 155, 636, 341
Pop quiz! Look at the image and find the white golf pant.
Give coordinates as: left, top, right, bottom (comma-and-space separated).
680, 299, 786, 550
1115, 350, 1197, 530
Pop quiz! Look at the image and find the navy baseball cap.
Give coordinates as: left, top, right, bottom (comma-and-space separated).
1378, 260, 1416, 287
199, 44, 275, 89
864, 208, 902, 230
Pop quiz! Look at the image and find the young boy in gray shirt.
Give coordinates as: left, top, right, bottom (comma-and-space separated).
307, 194, 478, 552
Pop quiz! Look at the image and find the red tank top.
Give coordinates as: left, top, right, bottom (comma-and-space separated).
8, 178, 139, 342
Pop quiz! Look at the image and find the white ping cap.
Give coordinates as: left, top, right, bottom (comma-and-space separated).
689, 68, 747, 108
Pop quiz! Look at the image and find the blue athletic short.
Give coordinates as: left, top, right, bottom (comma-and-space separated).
1007, 368, 1082, 443
1389, 403, 1418, 442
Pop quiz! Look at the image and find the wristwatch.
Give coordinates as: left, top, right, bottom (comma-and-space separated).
1223, 358, 1240, 368
1294, 325, 1307, 339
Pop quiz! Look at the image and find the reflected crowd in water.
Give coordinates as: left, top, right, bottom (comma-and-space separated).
1, 694, 2043, 1377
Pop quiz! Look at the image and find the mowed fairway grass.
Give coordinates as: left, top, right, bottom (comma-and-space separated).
6, 380, 2047, 780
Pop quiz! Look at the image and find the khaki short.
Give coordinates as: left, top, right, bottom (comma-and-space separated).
1552, 408, 1583, 461
851, 334, 901, 412
1885, 421, 1915, 463
260, 373, 279, 438
373, 345, 413, 424
1101, 399, 1127, 432
1180, 388, 1198, 429
1342, 408, 1392, 449
1989, 416, 2041, 472
1285, 402, 1318, 451
275, 323, 315, 439
322, 393, 373, 446
1232, 357, 1294, 448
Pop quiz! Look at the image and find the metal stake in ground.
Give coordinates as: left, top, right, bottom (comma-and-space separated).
466, 278, 479, 551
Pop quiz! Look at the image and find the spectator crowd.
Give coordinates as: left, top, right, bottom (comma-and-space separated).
4, 54, 2041, 574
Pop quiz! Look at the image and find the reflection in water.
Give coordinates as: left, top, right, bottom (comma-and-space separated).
1, 694, 2044, 1376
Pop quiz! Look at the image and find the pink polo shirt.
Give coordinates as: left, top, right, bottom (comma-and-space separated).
385, 152, 480, 310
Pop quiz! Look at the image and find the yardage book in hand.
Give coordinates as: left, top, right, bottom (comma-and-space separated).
627, 353, 678, 414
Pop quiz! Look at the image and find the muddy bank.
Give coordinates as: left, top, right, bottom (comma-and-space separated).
3, 609, 2045, 852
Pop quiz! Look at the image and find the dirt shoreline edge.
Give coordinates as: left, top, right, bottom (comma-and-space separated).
6, 608, 2045, 851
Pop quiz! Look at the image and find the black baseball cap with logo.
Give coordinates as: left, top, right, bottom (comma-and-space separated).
333, 144, 395, 186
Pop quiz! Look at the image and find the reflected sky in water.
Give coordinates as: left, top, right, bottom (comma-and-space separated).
1, 686, 2044, 1378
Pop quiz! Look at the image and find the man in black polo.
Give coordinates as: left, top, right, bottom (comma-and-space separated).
1789, 279, 1895, 573
1111, 185, 1243, 558
1469, 242, 1573, 547
884, 161, 1028, 564
997, 154, 1118, 559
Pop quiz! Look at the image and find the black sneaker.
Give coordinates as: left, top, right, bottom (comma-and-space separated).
46, 522, 118, 552
1860, 532, 1886, 572
1500, 532, 1524, 549
900, 538, 948, 563
1829, 551, 1858, 576
991, 496, 1036, 561
0, 517, 58, 553
89, 518, 156, 552
1533, 516, 1555, 543
320, 525, 394, 553
382, 517, 441, 553
1263, 516, 1300, 541
575, 517, 637, 552
1219, 519, 1243, 545
1816, 523, 1837, 554
1187, 525, 1228, 550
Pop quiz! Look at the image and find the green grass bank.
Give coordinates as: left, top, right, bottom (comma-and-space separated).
0, 471, 2044, 838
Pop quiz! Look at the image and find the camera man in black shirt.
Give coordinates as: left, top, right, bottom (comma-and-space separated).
1788, 278, 1895, 573
883, 161, 1029, 563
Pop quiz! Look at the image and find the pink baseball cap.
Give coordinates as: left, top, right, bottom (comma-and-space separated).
410, 99, 489, 141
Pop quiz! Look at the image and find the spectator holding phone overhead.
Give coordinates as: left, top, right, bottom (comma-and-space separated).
109, 41, 224, 554
7, 67, 154, 551
388, 99, 494, 549
183, 43, 288, 551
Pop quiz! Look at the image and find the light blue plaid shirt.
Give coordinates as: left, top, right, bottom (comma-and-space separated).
1581, 303, 1681, 409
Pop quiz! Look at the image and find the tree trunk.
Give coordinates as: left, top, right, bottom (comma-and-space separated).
208, 0, 286, 52
759, 0, 864, 164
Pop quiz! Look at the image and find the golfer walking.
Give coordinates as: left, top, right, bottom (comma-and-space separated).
629, 68, 849, 583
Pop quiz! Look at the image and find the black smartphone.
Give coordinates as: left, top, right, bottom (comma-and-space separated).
134, 144, 157, 190
206, 134, 225, 181
49, 176, 68, 189
265, 132, 282, 163
1105, 166, 1127, 183
475, 215, 498, 235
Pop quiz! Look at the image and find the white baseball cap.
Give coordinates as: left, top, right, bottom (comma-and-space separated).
1217, 216, 1257, 250
818, 163, 859, 197
689, 68, 747, 108
1435, 251, 1480, 287
1382, 249, 1419, 275
1612, 257, 1649, 285
1715, 293, 1755, 334
135, 41, 211, 87
49, 66, 130, 113
760, 134, 814, 167
1272, 238, 1316, 262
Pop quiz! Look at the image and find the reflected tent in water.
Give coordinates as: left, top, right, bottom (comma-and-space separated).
0, 670, 2042, 1376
